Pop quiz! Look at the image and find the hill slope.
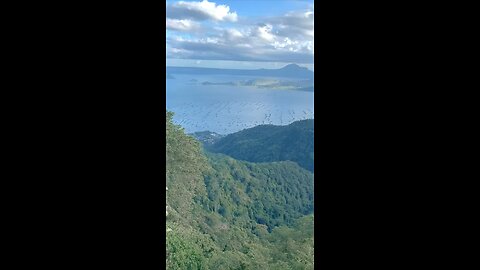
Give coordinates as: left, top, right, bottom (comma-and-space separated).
166, 111, 314, 269
204, 152, 314, 231
206, 119, 314, 172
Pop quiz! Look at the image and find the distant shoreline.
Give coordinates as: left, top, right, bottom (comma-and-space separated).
166, 64, 314, 79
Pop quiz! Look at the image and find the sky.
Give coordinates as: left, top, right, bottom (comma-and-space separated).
166, 0, 314, 70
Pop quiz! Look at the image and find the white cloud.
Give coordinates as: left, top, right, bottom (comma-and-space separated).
254, 24, 275, 42
268, 10, 314, 39
225, 29, 243, 40
166, 19, 199, 31
167, 28, 313, 63
167, 0, 238, 22
166, 5, 314, 63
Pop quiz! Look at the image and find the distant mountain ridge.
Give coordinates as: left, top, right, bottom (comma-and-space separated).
190, 131, 225, 146
205, 119, 314, 172
167, 63, 314, 79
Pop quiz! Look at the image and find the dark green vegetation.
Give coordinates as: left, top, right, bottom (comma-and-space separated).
166, 111, 314, 269
206, 119, 314, 172
204, 153, 313, 231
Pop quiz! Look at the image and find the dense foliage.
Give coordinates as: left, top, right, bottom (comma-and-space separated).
166, 111, 210, 215
166, 111, 314, 269
204, 153, 313, 232
206, 119, 314, 172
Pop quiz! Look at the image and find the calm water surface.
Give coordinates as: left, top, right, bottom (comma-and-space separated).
166, 74, 314, 134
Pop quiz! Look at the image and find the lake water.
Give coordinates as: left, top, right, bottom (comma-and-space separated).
166, 74, 314, 135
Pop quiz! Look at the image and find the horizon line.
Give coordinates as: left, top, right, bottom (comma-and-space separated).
166, 63, 313, 72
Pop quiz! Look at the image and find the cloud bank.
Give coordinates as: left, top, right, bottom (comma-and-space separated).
167, 0, 238, 22
166, 1, 314, 63
166, 18, 200, 31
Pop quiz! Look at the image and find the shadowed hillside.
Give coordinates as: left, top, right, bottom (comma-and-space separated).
206, 119, 314, 172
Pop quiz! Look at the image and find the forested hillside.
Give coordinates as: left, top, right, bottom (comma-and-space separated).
166, 111, 314, 269
206, 119, 314, 172
204, 153, 313, 231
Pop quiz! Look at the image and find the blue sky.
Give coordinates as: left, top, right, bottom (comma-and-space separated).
166, 0, 314, 70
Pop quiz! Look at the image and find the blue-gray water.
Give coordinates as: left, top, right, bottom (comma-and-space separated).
166, 74, 314, 135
